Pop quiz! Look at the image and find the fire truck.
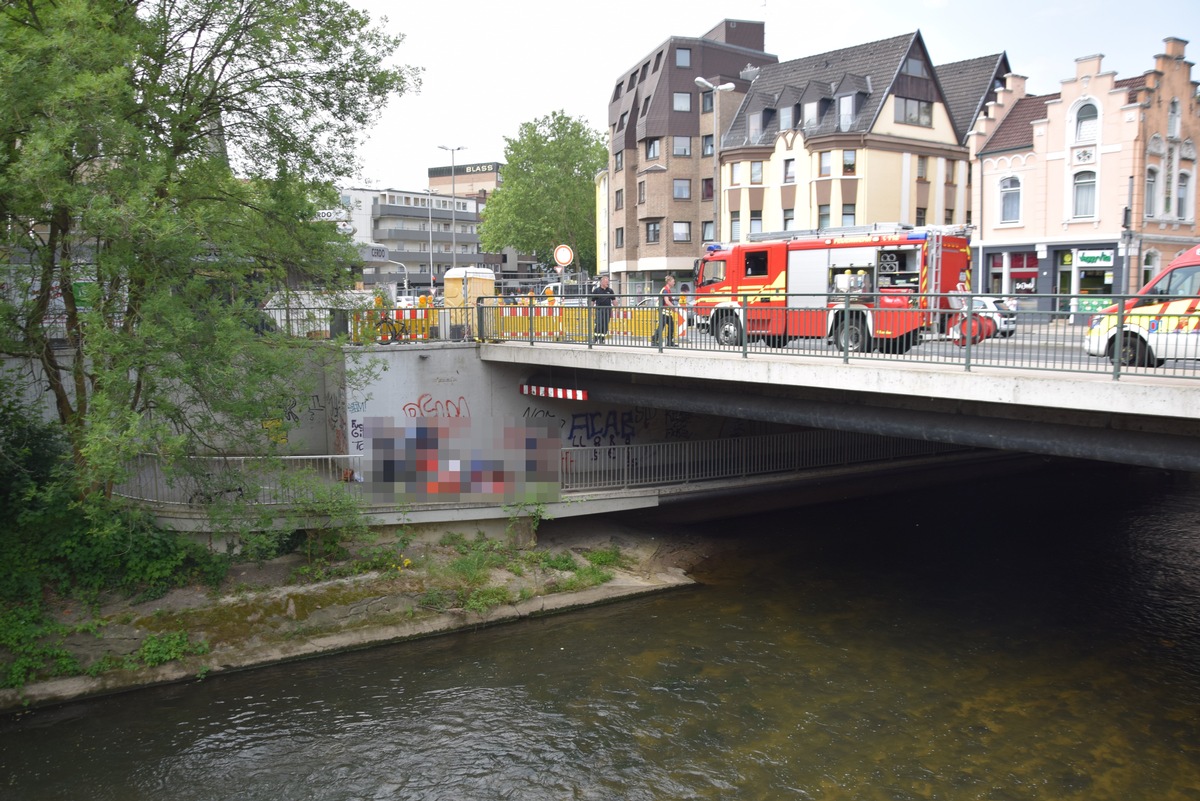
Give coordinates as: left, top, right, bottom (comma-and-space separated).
691, 223, 973, 353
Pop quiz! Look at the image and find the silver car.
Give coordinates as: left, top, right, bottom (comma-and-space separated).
972, 296, 1017, 338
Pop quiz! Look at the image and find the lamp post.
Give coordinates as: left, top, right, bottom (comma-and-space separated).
695, 77, 735, 242
438, 145, 466, 271
427, 188, 437, 282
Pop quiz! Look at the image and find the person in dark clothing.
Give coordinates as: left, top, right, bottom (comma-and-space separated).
590, 274, 617, 343
650, 275, 678, 347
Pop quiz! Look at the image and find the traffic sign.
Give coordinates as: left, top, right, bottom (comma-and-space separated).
553, 244, 574, 267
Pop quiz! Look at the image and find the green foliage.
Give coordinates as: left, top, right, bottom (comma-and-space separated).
480, 111, 607, 274
0, 0, 417, 526
558, 564, 613, 592
463, 586, 511, 614
582, 546, 630, 569
135, 631, 210, 668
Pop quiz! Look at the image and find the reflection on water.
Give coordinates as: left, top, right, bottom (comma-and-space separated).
4, 464, 1200, 800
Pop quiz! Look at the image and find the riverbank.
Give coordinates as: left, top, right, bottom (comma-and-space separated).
0, 517, 716, 713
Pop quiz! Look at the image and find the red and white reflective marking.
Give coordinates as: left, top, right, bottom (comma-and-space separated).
520, 384, 588, 401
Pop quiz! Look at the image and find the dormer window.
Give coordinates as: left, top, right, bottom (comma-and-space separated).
779, 105, 794, 130
803, 101, 819, 127
838, 95, 856, 131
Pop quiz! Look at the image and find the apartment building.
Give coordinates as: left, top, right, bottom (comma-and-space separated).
717, 32, 1008, 242
340, 162, 539, 293
603, 20, 778, 293
971, 38, 1198, 303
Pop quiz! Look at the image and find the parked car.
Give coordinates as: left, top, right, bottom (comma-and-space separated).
972, 296, 1017, 338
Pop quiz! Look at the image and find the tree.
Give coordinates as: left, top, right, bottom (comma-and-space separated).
480, 110, 607, 275
0, 0, 417, 499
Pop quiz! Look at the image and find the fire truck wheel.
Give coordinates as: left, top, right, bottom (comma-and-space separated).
834, 315, 872, 352
880, 331, 915, 354
712, 313, 743, 346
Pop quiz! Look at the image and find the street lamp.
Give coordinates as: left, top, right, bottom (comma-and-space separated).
438, 145, 466, 271
695, 77, 735, 242
426, 187, 437, 281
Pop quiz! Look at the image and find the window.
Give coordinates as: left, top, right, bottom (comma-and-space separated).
731, 162, 743, 185
1000, 177, 1021, 223
842, 204, 856, 226
895, 97, 933, 127
1179, 174, 1190, 219
701, 91, 713, 113
702, 220, 715, 241
1169, 99, 1181, 139
819, 151, 831, 177
783, 208, 795, 230
915, 207, 926, 226
642, 95, 652, 116
701, 178, 713, 200
673, 92, 692, 112
803, 101, 819, 127
745, 251, 768, 277
1146, 169, 1157, 217
944, 209, 954, 225
673, 179, 691, 199
838, 95, 855, 131
843, 150, 856, 176
646, 138, 660, 159
615, 151, 623, 171
615, 227, 624, 248
749, 114, 762, 142
731, 217, 741, 241
1075, 103, 1098, 142
779, 106, 793, 130
617, 112, 628, 131
818, 204, 831, 228
901, 57, 929, 78
676, 48, 691, 68
701, 134, 714, 156
1073, 170, 1096, 217
646, 222, 660, 243
917, 155, 928, 180
783, 159, 796, 183
653, 51, 661, 72
750, 210, 763, 234
673, 136, 691, 157
638, 181, 646, 203
673, 221, 691, 242
614, 189, 623, 210
750, 161, 763, 185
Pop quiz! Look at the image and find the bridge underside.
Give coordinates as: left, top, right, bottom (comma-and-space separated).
486, 345, 1200, 473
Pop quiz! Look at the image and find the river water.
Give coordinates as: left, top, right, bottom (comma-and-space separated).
4, 463, 1200, 800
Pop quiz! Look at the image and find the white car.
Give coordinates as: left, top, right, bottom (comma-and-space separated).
972, 296, 1017, 338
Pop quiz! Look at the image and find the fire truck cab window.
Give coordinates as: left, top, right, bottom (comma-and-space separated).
702, 260, 726, 285
745, 251, 769, 277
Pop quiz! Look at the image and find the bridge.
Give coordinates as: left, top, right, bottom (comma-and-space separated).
114, 295, 1200, 534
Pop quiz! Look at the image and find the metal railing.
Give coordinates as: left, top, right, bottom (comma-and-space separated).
473, 291, 1200, 381
561, 430, 967, 491
112, 453, 363, 507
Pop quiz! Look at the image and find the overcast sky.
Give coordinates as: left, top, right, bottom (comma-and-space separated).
345, 0, 1196, 191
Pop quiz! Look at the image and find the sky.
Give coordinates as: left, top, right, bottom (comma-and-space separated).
345, 0, 1196, 191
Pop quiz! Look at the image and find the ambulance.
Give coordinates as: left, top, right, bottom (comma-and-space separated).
1084, 245, 1200, 367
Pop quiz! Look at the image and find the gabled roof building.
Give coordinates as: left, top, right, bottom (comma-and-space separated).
717, 31, 1008, 240
970, 37, 1198, 303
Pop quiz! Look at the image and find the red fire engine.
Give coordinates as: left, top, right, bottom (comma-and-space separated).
691, 223, 973, 353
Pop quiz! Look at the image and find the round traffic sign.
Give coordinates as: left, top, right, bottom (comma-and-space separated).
553, 244, 574, 267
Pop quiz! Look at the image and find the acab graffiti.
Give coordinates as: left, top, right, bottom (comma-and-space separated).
567, 409, 637, 447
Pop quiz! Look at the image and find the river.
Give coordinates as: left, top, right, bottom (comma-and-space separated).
3, 462, 1200, 800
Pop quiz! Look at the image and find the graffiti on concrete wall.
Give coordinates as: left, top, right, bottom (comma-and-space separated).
402, 393, 471, 418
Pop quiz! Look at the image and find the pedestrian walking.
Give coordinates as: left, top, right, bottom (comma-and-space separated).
590, 274, 617, 343
650, 275, 678, 347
